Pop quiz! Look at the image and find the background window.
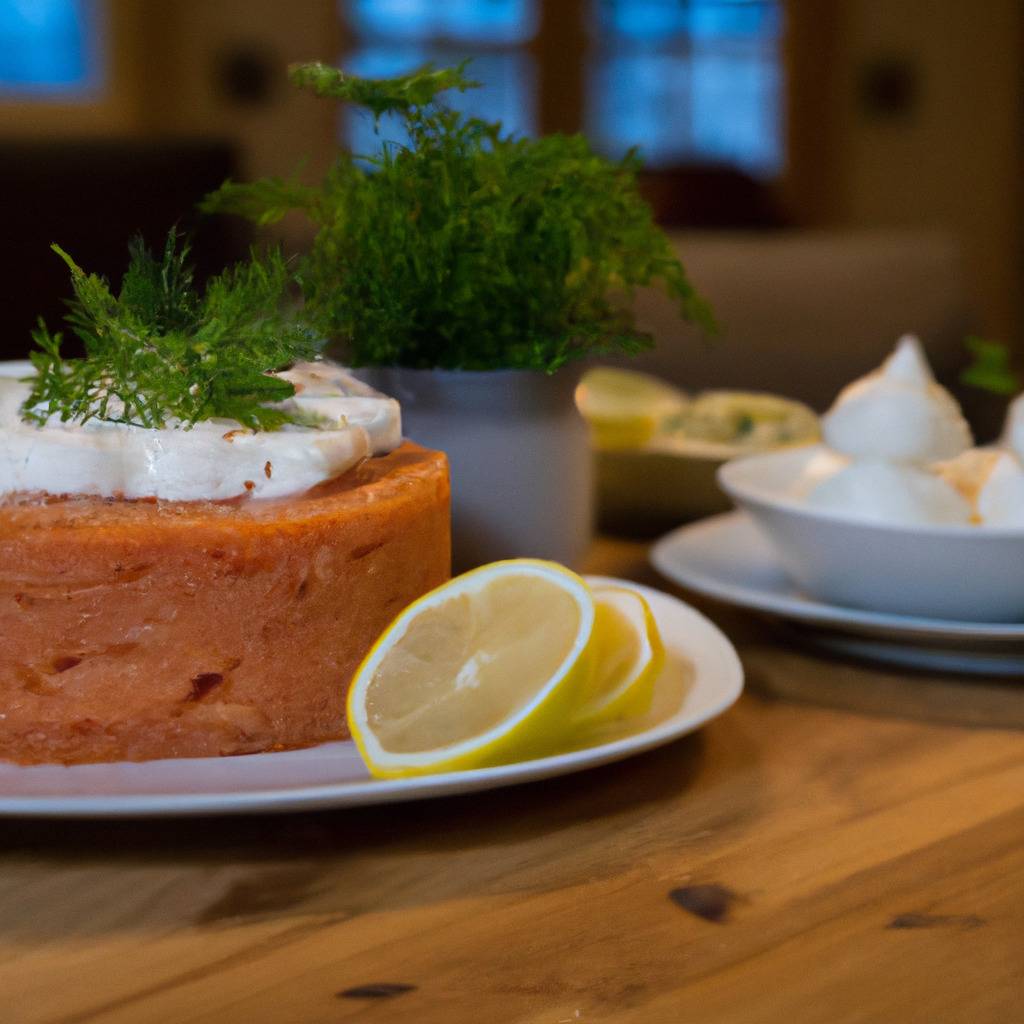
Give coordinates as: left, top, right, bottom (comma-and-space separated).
587, 0, 782, 175
0, 0, 103, 96
340, 0, 783, 178
341, 0, 538, 157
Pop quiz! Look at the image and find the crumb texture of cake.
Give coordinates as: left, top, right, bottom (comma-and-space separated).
0, 443, 450, 765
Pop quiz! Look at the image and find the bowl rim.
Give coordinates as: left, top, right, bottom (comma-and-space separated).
717, 444, 1024, 540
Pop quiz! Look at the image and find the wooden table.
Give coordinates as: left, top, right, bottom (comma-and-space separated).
3, 539, 1023, 1024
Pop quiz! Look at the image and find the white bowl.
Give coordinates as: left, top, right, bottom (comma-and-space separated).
717, 445, 1024, 622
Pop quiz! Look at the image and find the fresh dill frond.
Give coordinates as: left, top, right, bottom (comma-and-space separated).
23, 229, 322, 430
203, 61, 715, 373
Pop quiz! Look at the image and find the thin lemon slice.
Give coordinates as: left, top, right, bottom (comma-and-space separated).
573, 585, 664, 729
575, 367, 689, 450
347, 559, 597, 778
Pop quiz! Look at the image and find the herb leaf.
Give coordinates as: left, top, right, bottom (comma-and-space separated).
961, 336, 1020, 396
23, 230, 322, 430
288, 59, 480, 116
203, 61, 715, 372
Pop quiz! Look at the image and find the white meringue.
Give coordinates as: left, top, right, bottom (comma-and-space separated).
1001, 392, 1024, 460
821, 335, 972, 464
806, 459, 972, 526
977, 451, 1024, 527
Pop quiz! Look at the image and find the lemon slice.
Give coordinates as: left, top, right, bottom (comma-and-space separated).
347, 559, 598, 778
573, 585, 664, 729
575, 367, 689, 449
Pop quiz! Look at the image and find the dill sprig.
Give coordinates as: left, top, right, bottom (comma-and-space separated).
203, 61, 715, 373
23, 230, 322, 430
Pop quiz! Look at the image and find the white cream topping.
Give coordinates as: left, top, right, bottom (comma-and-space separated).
821, 335, 972, 464
806, 459, 972, 526
0, 360, 401, 501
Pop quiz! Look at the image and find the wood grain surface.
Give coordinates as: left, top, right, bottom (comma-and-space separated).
1, 539, 1022, 1024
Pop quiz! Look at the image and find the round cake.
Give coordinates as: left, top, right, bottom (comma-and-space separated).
0, 442, 449, 764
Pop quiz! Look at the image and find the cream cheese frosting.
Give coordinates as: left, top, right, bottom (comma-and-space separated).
0, 360, 401, 501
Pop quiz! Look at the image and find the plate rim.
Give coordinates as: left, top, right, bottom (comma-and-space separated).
651, 511, 1024, 641
0, 578, 743, 818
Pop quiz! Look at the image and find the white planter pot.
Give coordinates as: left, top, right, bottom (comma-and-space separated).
361, 367, 593, 572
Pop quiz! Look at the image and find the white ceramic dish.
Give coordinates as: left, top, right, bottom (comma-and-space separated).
651, 513, 1024, 675
0, 579, 742, 818
718, 445, 1024, 622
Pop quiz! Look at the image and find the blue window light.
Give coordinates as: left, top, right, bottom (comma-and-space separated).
341, 0, 537, 156
588, 0, 783, 176
0, 0, 102, 96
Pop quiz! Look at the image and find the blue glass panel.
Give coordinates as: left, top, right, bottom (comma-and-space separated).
587, 52, 693, 164
588, 0, 782, 176
342, 47, 536, 157
689, 0, 780, 39
690, 47, 781, 173
594, 0, 692, 42
595, 0, 779, 41
0, 0, 100, 94
348, 0, 537, 44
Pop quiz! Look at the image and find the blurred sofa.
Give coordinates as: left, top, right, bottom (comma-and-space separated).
617, 228, 974, 415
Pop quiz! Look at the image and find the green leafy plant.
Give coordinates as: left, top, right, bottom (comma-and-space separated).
204, 61, 715, 372
23, 230, 322, 429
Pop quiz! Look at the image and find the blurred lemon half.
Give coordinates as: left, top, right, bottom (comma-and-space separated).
576, 367, 689, 449
573, 584, 664, 729
347, 559, 598, 778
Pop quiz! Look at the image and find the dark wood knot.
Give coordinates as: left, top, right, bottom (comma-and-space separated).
669, 884, 738, 923
337, 983, 417, 1000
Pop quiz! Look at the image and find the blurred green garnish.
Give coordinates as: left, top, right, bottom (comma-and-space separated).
960, 336, 1020, 396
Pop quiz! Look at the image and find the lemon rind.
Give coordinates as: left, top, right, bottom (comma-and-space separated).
573, 585, 664, 728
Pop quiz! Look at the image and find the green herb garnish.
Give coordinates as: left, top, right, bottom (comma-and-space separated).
23, 230, 322, 430
960, 336, 1020, 396
204, 61, 714, 372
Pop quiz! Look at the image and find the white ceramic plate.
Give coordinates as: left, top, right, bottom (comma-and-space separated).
0, 579, 742, 818
651, 513, 1024, 675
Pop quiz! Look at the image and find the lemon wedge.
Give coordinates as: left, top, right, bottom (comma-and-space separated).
575, 367, 689, 449
573, 585, 664, 729
347, 559, 598, 778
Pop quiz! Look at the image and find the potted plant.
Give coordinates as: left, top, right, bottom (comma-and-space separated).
204, 61, 713, 569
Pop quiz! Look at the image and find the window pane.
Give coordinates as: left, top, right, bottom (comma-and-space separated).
0, 0, 101, 95
594, 0, 692, 42
691, 46, 781, 174
595, 0, 777, 41
588, 0, 782, 176
342, 48, 536, 157
587, 52, 694, 164
348, 0, 537, 45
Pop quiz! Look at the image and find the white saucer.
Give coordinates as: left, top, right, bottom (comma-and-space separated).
0, 579, 742, 818
651, 513, 1024, 675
